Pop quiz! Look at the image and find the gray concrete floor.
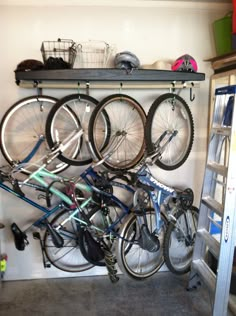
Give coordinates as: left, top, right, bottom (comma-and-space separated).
0, 271, 216, 316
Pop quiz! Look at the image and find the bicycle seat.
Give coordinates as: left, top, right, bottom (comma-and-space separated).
11, 223, 29, 251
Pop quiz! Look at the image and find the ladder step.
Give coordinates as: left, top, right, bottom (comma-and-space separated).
207, 161, 228, 177
192, 259, 216, 293
211, 126, 231, 136
197, 228, 220, 258
202, 196, 224, 216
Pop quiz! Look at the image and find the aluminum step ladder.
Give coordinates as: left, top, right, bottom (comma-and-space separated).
188, 85, 236, 316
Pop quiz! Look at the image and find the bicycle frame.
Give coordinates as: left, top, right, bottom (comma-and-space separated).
136, 165, 176, 231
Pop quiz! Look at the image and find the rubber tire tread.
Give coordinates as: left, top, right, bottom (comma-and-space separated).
163, 206, 199, 275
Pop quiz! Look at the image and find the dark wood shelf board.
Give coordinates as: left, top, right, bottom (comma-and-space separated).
15, 68, 205, 83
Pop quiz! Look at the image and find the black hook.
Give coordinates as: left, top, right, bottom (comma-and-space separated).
190, 83, 195, 102
86, 82, 90, 96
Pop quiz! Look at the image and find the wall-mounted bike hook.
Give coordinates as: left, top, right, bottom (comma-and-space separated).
119, 82, 123, 94
190, 82, 195, 102
34, 81, 42, 96
86, 81, 90, 96
170, 81, 176, 94
77, 82, 81, 101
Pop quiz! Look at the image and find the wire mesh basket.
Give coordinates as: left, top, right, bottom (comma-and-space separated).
41, 38, 77, 68
76, 41, 114, 68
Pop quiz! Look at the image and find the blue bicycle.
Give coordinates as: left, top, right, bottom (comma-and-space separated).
113, 160, 198, 279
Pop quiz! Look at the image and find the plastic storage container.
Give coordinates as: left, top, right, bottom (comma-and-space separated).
213, 13, 232, 56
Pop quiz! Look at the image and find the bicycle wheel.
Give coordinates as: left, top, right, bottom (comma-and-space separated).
88, 94, 146, 171
79, 203, 126, 267
116, 209, 167, 280
0, 95, 69, 174
145, 93, 194, 170
43, 209, 94, 273
163, 206, 199, 275
46, 94, 109, 166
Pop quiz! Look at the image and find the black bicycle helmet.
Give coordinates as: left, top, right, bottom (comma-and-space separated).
114, 51, 140, 70
15, 59, 44, 72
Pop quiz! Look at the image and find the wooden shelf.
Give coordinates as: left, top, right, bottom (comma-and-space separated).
15, 68, 205, 85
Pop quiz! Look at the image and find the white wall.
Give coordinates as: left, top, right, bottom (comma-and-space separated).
0, 2, 231, 280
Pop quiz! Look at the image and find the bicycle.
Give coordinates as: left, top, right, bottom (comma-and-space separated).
114, 158, 199, 279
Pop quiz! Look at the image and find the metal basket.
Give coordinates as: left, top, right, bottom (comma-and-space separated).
41, 38, 77, 68
76, 41, 113, 68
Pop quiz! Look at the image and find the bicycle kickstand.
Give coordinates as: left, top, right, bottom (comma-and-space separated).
33, 232, 51, 269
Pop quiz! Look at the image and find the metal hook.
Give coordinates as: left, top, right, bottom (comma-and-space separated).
34, 81, 42, 97
119, 82, 123, 94
77, 82, 81, 101
86, 82, 90, 96
170, 81, 176, 94
190, 83, 195, 102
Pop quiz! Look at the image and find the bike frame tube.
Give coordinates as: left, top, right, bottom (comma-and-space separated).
0, 181, 62, 227
80, 166, 134, 194
21, 136, 45, 164
137, 166, 175, 230
38, 169, 92, 193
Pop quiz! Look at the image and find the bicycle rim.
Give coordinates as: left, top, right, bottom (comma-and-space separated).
89, 94, 146, 171
116, 210, 166, 280
146, 93, 194, 170
0, 95, 68, 174
163, 206, 199, 275
44, 209, 94, 272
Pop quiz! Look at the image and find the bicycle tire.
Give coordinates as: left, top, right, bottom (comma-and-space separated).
0, 95, 69, 174
145, 93, 194, 170
43, 209, 94, 273
88, 94, 146, 171
79, 203, 126, 267
163, 206, 199, 275
46, 93, 109, 166
116, 209, 167, 280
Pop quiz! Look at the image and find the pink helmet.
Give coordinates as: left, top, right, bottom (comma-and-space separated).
171, 54, 198, 72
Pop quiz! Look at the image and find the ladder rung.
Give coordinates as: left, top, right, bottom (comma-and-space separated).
202, 196, 224, 216
192, 259, 216, 292
213, 178, 226, 186
207, 161, 228, 177
211, 127, 231, 136
208, 215, 222, 230
197, 228, 220, 258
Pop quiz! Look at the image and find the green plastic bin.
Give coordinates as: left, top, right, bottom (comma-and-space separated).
213, 13, 232, 56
